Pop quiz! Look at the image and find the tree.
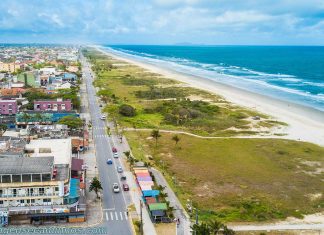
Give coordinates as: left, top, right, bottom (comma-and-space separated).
58, 115, 83, 129
89, 177, 103, 199
222, 225, 235, 235
191, 222, 211, 235
0, 124, 7, 136
119, 104, 136, 117
208, 220, 222, 234
151, 129, 161, 147
21, 113, 30, 124
172, 135, 180, 146
35, 113, 43, 124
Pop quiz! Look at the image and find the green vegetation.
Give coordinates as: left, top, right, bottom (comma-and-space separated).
89, 177, 103, 199
58, 116, 83, 129
191, 220, 235, 235
126, 131, 324, 222
0, 124, 8, 136
23, 87, 80, 110
83, 49, 281, 136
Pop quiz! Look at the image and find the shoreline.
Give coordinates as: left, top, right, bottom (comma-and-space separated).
94, 46, 324, 146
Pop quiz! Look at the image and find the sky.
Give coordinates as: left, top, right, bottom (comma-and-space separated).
0, 0, 324, 45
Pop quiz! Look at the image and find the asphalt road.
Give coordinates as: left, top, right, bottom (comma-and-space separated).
80, 53, 133, 235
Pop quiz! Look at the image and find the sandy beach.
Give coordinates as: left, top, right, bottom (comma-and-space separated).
95, 46, 324, 147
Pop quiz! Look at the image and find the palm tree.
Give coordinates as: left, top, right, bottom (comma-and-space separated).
151, 129, 161, 147
208, 220, 222, 234
191, 222, 211, 235
172, 135, 180, 146
89, 177, 103, 199
221, 225, 235, 235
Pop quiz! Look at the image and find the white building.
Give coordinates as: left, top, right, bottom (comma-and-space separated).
0, 139, 76, 214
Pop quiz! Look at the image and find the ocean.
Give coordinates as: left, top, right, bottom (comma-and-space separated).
105, 45, 324, 112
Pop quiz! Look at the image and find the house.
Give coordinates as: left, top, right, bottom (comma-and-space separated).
0, 88, 25, 97
0, 100, 18, 115
66, 66, 79, 73
40, 67, 56, 75
34, 98, 72, 112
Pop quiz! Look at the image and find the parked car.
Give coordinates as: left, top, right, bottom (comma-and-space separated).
113, 183, 120, 193
123, 183, 129, 191
107, 159, 113, 165
117, 166, 123, 173
113, 152, 118, 158
112, 147, 117, 153
100, 115, 106, 120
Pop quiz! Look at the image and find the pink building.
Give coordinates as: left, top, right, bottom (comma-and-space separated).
34, 98, 72, 112
0, 100, 18, 115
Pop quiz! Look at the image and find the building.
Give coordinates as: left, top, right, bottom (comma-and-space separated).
0, 62, 21, 73
34, 99, 72, 112
0, 100, 18, 115
0, 139, 83, 225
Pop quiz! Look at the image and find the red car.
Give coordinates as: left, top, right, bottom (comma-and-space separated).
122, 183, 129, 191
112, 147, 117, 153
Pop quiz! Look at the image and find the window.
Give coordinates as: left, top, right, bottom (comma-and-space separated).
2, 175, 11, 183
27, 199, 30, 203
31, 199, 35, 203
39, 188, 44, 195
36, 104, 40, 109
13, 189, 17, 196
12, 175, 21, 183
27, 188, 34, 196
55, 187, 59, 192
43, 198, 51, 203
47, 104, 51, 109
20, 200, 24, 204
0, 201, 3, 205
0, 189, 2, 196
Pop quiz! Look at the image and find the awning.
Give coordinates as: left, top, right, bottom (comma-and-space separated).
145, 197, 157, 204
137, 176, 152, 181
69, 178, 80, 198
151, 210, 166, 217
142, 190, 160, 197
148, 203, 167, 211
139, 181, 154, 186
140, 185, 152, 191
71, 158, 84, 171
135, 172, 150, 177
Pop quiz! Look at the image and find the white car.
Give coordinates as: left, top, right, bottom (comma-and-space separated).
113, 183, 120, 193
100, 115, 106, 120
113, 152, 119, 158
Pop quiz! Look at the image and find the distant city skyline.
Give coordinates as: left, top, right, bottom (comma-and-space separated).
0, 0, 324, 45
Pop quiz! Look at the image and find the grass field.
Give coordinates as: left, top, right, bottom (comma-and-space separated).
125, 131, 324, 222
83, 49, 283, 137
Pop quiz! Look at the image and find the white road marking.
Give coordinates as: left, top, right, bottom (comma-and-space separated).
110, 212, 114, 220
105, 212, 109, 221
124, 212, 128, 220
115, 211, 118, 220
120, 212, 123, 221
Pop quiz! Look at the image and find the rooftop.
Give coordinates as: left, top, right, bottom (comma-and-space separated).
25, 139, 72, 165
0, 156, 53, 174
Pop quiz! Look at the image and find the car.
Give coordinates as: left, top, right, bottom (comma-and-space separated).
112, 183, 120, 193
100, 115, 106, 120
117, 166, 123, 173
112, 147, 117, 153
122, 183, 129, 191
107, 159, 113, 165
113, 152, 118, 158
99, 104, 103, 107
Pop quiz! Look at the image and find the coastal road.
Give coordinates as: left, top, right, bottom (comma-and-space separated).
80, 54, 133, 235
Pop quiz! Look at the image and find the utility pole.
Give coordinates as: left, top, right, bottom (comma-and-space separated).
140, 200, 143, 235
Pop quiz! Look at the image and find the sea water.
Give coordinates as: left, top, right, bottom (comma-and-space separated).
105, 45, 324, 112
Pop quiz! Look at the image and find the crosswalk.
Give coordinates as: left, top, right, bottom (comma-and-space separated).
104, 211, 128, 221
94, 134, 110, 138
93, 127, 106, 130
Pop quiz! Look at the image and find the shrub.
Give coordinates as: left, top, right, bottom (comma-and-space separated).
119, 104, 136, 117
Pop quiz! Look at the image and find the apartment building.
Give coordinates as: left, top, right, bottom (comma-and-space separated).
34, 98, 72, 112
0, 100, 18, 115
0, 62, 21, 73
0, 139, 81, 225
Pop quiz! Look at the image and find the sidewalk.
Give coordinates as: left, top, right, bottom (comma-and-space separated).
150, 168, 191, 235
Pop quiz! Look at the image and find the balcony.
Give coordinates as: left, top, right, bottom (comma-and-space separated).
0, 192, 60, 199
